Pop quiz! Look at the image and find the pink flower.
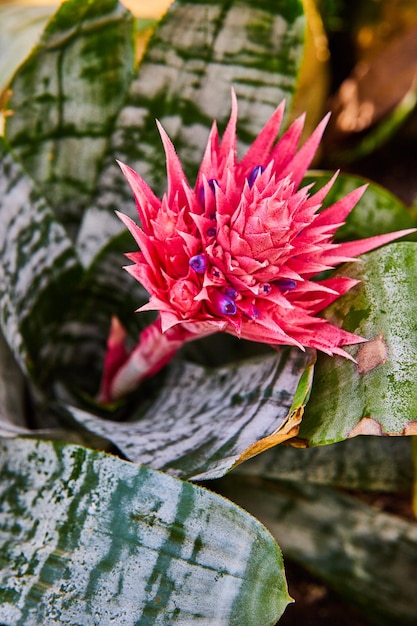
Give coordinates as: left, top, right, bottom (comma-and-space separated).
100, 93, 413, 401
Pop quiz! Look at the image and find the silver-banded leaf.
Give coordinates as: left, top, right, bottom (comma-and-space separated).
5, 0, 135, 236
219, 476, 417, 626
0, 437, 291, 626
0, 328, 27, 434
63, 348, 313, 480
299, 242, 417, 445
76, 0, 306, 266
303, 171, 416, 241
235, 436, 414, 493
0, 137, 81, 383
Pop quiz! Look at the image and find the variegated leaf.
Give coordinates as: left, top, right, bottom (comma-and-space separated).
219, 475, 417, 626
0, 137, 81, 383
299, 242, 417, 445
0, 437, 291, 626
5, 0, 135, 237
63, 348, 313, 480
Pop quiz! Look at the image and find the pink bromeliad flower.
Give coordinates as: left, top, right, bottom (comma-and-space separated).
99, 93, 414, 402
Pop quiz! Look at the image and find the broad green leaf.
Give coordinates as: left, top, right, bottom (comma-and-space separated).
236, 436, 414, 493
219, 476, 417, 626
0, 137, 81, 384
0, 4, 57, 92
303, 171, 416, 241
0, 437, 290, 625
298, 242, 417, 445
62, 348, 313, 480
5, 0, 135, 236
76, 0, 307, 266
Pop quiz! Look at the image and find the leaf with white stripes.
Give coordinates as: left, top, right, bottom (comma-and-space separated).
63, 347, 313, 480
0, 437, 291, 626
0, 138, 81, 384
5, 0, 135, 236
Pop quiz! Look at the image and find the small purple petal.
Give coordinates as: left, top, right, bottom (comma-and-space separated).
260, 283, 271, 295
198, 179, 219, 206
275, 279, 297, 291
206, 227, 217, 237
215, 294, 237, 316
189, 254, 207, 273
224, 286, 238, 299
247, 165, 265, 188
198, 186, 205, 206
208, 178, 218, 193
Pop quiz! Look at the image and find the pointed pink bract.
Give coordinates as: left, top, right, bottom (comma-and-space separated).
118, 95, 415, 358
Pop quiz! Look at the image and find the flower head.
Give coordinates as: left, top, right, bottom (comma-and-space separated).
117, 92, 413, 359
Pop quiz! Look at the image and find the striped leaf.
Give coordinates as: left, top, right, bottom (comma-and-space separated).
5, 0, 135, 237
76, 0, 306, 266
0, 437, 291, 626
219, 475, 417, 626
63, 348, 313, 480
0, 138, 81, 384
299, 242, 417, 445
0, 329, 27, 435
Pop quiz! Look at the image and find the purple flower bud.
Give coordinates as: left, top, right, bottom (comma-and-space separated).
189, 254, 207, 273
247, 165, 265, 188
260, 283, 272, 295
224, 286, 238, 299
275, 279, 297, 291
198, 179, 219, 206
215, 293, 237, 316
206, 227, 217, 237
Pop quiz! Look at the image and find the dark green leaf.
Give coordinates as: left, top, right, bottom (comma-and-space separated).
0, 437, 290, 625
299, 242, 417, 445
219, 476, 417, 626
236, 436, 414, 493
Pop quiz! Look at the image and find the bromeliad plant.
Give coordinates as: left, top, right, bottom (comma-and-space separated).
1, 1, 417, 625
101, 94, 413, 402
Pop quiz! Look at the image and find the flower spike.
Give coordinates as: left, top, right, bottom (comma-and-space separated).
101, 96, 415, 401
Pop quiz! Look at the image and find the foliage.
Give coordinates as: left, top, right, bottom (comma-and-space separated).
0, 0, 416, 623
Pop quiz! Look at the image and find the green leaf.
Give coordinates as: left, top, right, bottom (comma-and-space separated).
0, 138, 81, 385
62, 348, 313, 480
219, 475, 417, 626
5, 0, 135, 236
303, 171, 416, 241
299, 242, 417, 445
0, 437, 291, 625
235, 436, 414, 493
0, 4, 56, 92
76, 0, 306, 266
